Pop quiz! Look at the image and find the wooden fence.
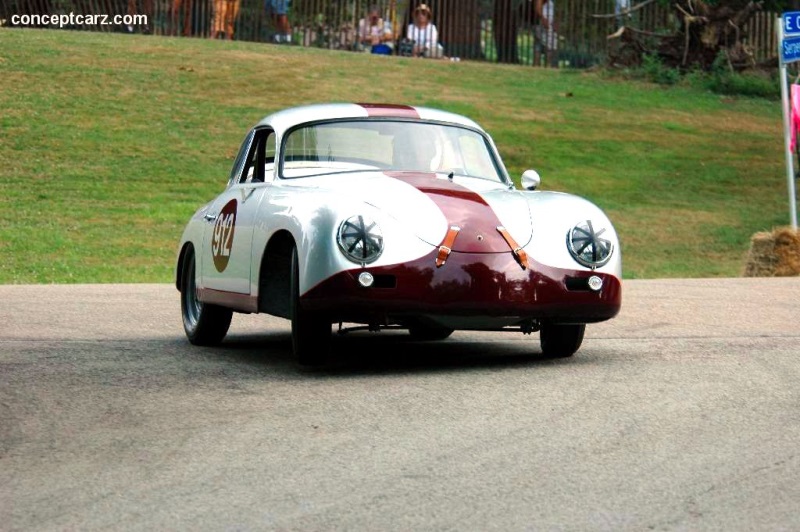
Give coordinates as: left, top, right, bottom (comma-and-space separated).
1, 0, 779, 67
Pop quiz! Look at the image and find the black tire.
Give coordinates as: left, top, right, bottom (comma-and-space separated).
290, 247, 331, 366
180, 250, 232, 346
540, 323, 585, 358
408, 324, 454, 341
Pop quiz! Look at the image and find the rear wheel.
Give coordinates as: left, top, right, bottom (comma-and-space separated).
540, 323, 585, 358
180, 250, 232, 346
408, 324, 454, 341
290, 247, 331, 366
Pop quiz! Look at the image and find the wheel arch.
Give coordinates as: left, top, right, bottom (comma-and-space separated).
257, 230, 297, 318
176, 242, 195, 292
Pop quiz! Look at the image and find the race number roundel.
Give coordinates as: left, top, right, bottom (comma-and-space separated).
212, 199, 237, 273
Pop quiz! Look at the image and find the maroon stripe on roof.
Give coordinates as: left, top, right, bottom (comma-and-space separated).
358, 103, 420, 119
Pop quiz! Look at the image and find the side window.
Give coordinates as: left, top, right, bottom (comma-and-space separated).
241, 129, 275, 184
229, 130, 256, 185
264, 132, 277, 177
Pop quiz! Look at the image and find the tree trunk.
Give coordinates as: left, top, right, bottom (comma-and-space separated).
611, 0, 767, 72
665, 0, 762, 70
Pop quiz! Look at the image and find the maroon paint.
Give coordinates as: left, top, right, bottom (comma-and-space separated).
385, 172, 511, 253
301, 250, 621, 323
358, 103, 421, 119
198, 287, 258, 313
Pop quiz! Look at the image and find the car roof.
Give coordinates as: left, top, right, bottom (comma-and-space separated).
255, 103, 485, 135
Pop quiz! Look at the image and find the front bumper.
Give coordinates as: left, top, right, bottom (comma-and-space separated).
302, 250, 621, 327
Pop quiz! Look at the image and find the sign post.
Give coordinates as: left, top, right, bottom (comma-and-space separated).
778, 13, 799, 229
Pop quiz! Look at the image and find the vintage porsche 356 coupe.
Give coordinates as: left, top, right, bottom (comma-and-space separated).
176, 103, 621, 364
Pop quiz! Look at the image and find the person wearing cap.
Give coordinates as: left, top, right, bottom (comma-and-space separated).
406, 3, 444, 58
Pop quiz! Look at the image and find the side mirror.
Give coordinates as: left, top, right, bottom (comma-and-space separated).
521, 170, 541, 191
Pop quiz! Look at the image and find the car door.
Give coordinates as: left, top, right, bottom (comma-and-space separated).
200, 128, 275, 294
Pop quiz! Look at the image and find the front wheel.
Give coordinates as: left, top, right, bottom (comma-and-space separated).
290, 247, 331, 366
180, 250, 232, 346
539, 323, 585, 358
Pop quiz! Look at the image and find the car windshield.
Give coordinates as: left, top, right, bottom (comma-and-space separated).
281, 120, 504, 182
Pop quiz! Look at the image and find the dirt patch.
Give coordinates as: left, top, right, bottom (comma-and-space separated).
743, 227, 800, 276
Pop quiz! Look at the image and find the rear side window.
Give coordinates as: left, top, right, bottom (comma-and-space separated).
241, 130, 277, 183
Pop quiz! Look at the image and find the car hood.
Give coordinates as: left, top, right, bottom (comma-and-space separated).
282, 171, 532, 252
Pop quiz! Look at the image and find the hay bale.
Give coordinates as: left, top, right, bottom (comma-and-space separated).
773, 227, 800, 276
743, 227, 800, 277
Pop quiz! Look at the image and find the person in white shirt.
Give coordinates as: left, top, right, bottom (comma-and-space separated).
406, 3, 444, 58
534, 0, 557, 66
358, 4, 394, 54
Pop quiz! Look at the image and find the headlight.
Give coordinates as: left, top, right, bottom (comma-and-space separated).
567, 220, 613, 268
337, 215, 384, 264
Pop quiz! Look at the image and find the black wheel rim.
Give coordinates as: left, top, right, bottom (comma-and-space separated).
182, 254, 202, 329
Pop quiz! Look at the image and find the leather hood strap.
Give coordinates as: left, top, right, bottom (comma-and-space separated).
435, 225, 461, 267
496, 226, 529, 270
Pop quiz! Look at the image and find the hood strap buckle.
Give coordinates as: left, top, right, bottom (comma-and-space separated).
435, 226, 461, 267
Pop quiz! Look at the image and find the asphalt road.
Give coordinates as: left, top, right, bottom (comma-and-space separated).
2, 279, 799, 531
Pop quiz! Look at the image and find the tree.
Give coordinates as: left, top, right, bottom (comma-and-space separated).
611, 0, 795, 71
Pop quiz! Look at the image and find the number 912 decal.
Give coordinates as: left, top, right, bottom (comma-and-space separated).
212, 199, 237, 272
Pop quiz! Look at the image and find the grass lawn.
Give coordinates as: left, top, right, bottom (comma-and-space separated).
0, 28, 791, 282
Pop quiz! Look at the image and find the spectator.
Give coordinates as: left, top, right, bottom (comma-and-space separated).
126, 0, 153, 33
210, 0, 240, 39
266, 0, 292, 44
406, 3, 443, 59
358, 4, 394, 54
170, 0, 192, 37
534, 0, 557, 67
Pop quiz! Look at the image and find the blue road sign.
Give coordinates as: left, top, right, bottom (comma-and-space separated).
782, 35, 800, 63
784, 11, 800, 35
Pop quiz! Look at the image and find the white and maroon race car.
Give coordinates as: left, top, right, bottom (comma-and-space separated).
176, 103, 621, 365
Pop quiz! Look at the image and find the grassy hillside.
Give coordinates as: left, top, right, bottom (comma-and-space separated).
0, 28, 790, 282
